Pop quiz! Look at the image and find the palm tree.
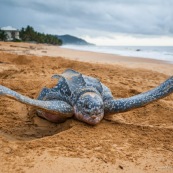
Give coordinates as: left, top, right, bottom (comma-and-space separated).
0, 29, 8, 41
19, 25, 62, 45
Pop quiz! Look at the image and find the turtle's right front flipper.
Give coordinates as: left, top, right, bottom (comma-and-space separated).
0, 85, 73, 117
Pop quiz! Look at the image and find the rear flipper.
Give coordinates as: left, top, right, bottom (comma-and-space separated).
105, 76, 173, 113
0, 85, 74, 119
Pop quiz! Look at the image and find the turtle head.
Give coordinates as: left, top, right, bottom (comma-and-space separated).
74, 92, 104, 125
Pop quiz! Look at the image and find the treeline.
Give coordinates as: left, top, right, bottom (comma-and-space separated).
20, 26, 62, 45
0, 25, 62, 45
0, 29, 7, 41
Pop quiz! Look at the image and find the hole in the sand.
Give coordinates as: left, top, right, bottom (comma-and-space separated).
0, 110, 75, 141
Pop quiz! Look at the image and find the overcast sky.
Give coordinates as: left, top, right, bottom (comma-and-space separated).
1, 0, 173, 45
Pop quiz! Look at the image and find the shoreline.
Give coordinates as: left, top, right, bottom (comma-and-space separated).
0, 41, 173, 76
61, 44, 173, 64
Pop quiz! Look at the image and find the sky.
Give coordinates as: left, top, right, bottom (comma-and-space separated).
0, 0, 173, 46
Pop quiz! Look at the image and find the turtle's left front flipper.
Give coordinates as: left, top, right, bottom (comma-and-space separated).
104, 76, 173, 113
0, 85, 73, 117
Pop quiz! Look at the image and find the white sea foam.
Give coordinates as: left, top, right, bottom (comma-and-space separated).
62, 45, 173, 63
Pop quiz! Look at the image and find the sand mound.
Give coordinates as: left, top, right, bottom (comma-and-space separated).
0, 52, 173, 173
12, 55, 31, 65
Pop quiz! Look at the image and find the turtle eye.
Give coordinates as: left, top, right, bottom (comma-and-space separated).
85, 104, 90, 109
84, 102, 90, 109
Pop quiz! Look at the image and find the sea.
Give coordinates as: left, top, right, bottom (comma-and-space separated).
62, 45, 173, 64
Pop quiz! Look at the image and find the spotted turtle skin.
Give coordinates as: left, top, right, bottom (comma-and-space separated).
0, 69, 173, 125
36, 69, 112, 124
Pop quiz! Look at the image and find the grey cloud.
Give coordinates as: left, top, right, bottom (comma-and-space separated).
0, 0, 173, 38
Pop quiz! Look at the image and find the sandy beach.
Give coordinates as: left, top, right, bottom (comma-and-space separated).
0, 42, 173, 173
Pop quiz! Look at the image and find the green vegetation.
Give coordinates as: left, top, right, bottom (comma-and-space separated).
20, 26, 62, 45
0, 29, 8, 41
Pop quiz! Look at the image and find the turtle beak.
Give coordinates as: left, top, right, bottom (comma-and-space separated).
91, 115, 97, 119
74, 109, 104, 125
87, 113, 104, 125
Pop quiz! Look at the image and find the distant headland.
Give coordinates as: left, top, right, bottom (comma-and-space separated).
57, 34, 94, 46
0, 25, 93, 46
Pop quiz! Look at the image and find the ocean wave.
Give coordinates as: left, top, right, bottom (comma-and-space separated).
62, 45, 173, 63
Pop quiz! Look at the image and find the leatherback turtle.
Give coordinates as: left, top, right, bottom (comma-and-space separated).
0, 69, 173, 125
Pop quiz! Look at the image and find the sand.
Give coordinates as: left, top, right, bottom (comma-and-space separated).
0, 42, 173, 173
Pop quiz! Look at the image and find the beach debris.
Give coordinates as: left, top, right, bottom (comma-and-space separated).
119, 165, 124, 169
0, 69, 173, 125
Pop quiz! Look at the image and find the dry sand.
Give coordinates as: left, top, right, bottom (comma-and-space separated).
0, 42, 173, 173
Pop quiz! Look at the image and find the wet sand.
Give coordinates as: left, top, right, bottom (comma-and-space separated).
0, 42, 173, 173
